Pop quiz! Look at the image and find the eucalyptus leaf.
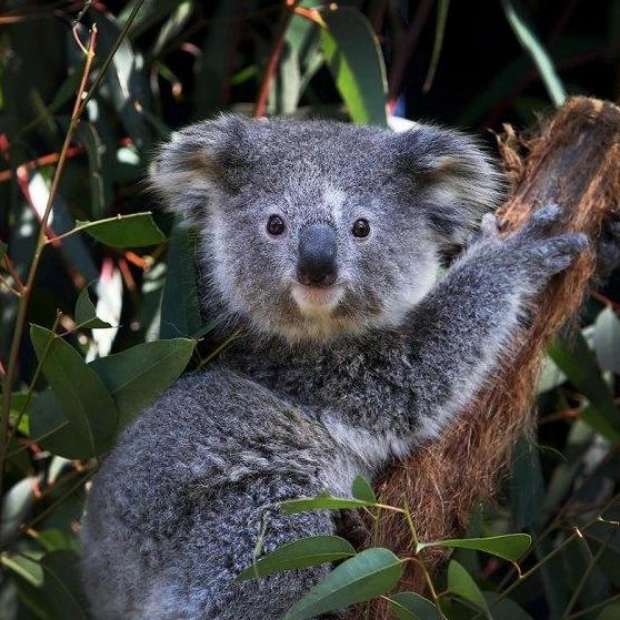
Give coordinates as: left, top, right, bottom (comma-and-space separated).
281, 495, 375, 515
320, 6, 388, 126
447, 559, 488, 612
74, 213, 166, 248
74, 287, 114, 329
90, 338, 195, 429
40, 550, 89, 619
351, 475, 376, 503
160, 226, 201, 338
283, 548, 404, 620
237, 536, 356, 581
417, 534, 531, 562
548, 333, 620, 437
387, 592, 440, 620
30, 325, 118, 457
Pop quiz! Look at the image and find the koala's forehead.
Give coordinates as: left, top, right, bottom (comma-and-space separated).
245, 121, 393, 192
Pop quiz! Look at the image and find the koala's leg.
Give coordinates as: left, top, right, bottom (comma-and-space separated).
402, 204, 587, 440
82, 371, 343, 620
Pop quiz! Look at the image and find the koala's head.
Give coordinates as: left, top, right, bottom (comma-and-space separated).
152, 115, 501, 343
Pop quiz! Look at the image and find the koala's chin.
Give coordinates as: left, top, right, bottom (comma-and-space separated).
291, 283, 345, 316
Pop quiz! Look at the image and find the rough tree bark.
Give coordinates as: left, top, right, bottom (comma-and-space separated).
344, 96, 620, 619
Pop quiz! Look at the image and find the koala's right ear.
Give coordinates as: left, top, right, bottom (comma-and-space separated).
150, 115, 255, 224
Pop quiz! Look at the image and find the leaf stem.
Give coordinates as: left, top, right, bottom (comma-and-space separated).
562, 522, 619, 618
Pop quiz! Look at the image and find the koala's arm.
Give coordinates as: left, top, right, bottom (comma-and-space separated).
297, 205, 587, 463
397, 205, 586, 440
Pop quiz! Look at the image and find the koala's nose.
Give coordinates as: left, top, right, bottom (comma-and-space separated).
297, 223, 338, 287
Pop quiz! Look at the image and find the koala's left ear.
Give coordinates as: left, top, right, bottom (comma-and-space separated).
150, 115, 255, 225
391, 124, 504, 248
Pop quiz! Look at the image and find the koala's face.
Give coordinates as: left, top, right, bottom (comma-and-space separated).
153, 116, 501, 343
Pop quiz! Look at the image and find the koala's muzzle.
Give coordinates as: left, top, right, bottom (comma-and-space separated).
297, 223, 338, 287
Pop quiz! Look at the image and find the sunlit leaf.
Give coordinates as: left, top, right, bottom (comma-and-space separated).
500, 0, 566, 107
320, 6, 387, 126
593, 306, 620, 374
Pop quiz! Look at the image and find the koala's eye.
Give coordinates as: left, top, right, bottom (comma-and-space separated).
266, 215, 286, 236
351, 218, 370, 238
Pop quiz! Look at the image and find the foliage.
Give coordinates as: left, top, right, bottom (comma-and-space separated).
0, 1, 619, 618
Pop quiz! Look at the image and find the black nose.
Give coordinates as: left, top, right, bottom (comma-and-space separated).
297, 223, 338, 286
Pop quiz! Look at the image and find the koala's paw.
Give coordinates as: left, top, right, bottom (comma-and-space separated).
509, 204, 588, 278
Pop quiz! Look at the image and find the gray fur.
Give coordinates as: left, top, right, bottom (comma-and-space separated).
80, 116, 587, 619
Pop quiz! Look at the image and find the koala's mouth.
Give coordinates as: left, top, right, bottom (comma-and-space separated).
291, 283, 344, 314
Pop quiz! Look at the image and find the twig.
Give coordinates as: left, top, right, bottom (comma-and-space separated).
387, 0, 436, 108
254, 0, 301, 118
0, 26, 98, 499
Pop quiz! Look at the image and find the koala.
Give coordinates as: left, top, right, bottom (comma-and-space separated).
80, 116, 587, 620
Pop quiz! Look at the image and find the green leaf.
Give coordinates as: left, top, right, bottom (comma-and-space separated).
160, 226, 201, 338
422, 0, 450, 91
387, 592, 440, 620
90, 338, 194, 429
74, 213, 166, 248
500, 0, 566, 107
119, 0, 175, 38
75, 122, 110, 219
447, 559, 489, 613
483, 592, 533, 619
40, 550, 89, 619
548, 333, 620, 438
351, 475, 376, 503
599, 604, 620, 620
283, 548, 404, 620
320, 6, 388, 126
74, 287, 113, 329
1, 553, 43, 587
281, 494, 375, 515
510, 437, 545, 530
593, 306, 620, 375
90, 10, 153, 152
30, 325, 118, 457
28, 390, 77, 458
417, 534, 531, 562
192, 0, 238, 118
237, 536, 356, 581
0, 240, 6, 263
151, 1, 193, 58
